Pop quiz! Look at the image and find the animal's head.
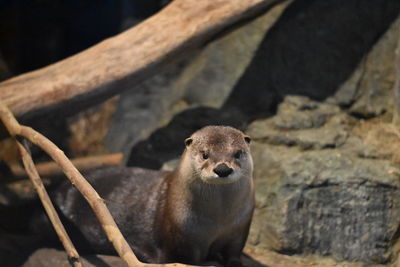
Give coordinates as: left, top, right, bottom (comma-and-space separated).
181, 126, 253, 185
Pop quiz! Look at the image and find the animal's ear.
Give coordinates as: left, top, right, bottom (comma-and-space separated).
184, 138, 193, 147
244, 135, 251, 144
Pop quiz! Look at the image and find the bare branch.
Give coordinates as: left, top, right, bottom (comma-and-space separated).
0, 100, 215, 266
0, 0, 283, 119
16, 140, 83, 267
10, 153, 123, 179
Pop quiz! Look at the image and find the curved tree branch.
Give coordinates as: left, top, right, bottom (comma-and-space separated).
0, 0, 282, 120
0, 101, 213, 267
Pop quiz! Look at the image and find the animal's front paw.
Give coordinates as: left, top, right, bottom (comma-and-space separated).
225, 259, 243, 267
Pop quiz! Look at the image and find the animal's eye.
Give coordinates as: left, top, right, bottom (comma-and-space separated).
234, 150, 243, 159
202, 152, 209, 160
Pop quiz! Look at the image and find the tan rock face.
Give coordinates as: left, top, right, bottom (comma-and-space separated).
246, 96, 400, 264
328, 16, 400, 118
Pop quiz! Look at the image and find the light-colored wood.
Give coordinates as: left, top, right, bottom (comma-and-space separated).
0, 100, 215, 267
10, 153, 123, 178
0, 0, 282, 118
17, 141, 83, 267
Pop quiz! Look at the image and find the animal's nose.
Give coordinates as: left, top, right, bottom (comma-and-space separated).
213, 163, 233, 178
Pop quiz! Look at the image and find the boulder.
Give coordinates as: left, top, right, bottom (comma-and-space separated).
328, 15, 400, 118
247, 96, 400, 264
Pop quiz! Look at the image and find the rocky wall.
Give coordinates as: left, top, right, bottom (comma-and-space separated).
247, 96, 400, 264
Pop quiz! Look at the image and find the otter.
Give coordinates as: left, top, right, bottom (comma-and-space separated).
39, 126, 254, 266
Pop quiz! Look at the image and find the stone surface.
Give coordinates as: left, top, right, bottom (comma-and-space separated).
223, 0, 400, 120
328, 15, 400, 118
247, 96, 400, 264
105, 57, 191, 159
248, 96, 354, 150
181, 2, 290, 108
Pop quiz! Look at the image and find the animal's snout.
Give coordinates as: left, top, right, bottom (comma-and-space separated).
213, 163, 233, 178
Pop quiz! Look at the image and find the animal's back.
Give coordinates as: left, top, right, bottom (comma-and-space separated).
46, 166, 169, 261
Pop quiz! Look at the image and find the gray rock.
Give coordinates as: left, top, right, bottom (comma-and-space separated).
281, 153, 399, 263
105, 57, 191, 159
247, 96, 353, 150
328, 15, 400, 117
247, 96, 400, 264
182, 2, 290, 108
223, 1, 400, 119
273, 96, 341, 130
250, 144, 400, 263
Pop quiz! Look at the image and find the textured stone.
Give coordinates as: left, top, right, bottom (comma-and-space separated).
247, 96, 353, 150
328, 15, 400, 117
247, 96, 400, 264
223, 0, 400, 119
280, 152, 399, 262
105, 58, 191, 159
181, 2, 290, 108
273, 95, 341, 130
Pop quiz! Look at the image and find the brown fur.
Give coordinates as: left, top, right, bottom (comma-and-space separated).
38, 126, 254, 267
157, 126, 254, 266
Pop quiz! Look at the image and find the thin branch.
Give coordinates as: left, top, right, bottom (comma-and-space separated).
0, 100, 213, 267
10, 153, 123, 179
17, 125, 144, 266
16, 140, 83, 267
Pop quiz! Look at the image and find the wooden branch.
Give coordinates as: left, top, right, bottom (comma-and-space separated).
0, 101, 214, 266
16, 140, 83, 267
17, 126, 142, 266
10, 153, 123, 179
0, 0, 282, 119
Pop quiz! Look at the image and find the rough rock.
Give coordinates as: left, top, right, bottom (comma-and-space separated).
328, 15, 400, 117
247, 96, 400, 264
181, 2, 290, 108
105, 57, 191, 159
248, 96, 354, 150
223, 0, 400, 120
